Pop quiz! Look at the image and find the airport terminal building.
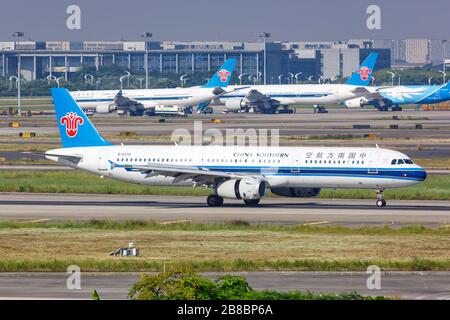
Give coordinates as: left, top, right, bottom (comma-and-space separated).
0, 40, 392, 83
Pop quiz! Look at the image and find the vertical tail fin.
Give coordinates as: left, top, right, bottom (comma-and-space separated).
51, 88, 111, 148
346, 52, 379, 86
202, 58, 236, 88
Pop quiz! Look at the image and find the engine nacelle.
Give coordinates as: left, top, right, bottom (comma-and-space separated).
344, 98, 365, 109
224, 99, 247, 112
271, 187, 321, 198
216, 179, 266, 200
96, 104, 116, 114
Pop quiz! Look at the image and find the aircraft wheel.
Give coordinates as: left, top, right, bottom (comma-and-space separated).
376, 199, 386, 207
244, 199, 260, 206
207, 194, 223, 207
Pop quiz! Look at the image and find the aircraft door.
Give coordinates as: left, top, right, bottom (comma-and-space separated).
368, 152, 379, 174
291, 157, 301, 173
98, 154, 108, 171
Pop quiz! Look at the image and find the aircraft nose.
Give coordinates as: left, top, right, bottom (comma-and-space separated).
414, 167, 427, 181
419, 169, 427, 181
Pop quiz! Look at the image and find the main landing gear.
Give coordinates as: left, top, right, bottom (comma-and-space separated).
244, 199, 260, 206
207, 194, 224, 207
206, 195, 261, 207
375, 189, 387, 207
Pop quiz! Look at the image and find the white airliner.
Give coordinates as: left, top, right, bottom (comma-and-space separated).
70, 59, 237, 116
46, 88, 426, 207
71, 53, 378, 114
214, 53, 379, 113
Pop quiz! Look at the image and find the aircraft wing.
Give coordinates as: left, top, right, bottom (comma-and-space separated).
121, 162, 263, 186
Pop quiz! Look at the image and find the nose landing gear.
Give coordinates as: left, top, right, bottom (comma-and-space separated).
375, 189, 387, 207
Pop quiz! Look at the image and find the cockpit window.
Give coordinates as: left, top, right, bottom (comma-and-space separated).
404, 159, 413, 164
397, 159, 404, 165
391, 159, 396, 165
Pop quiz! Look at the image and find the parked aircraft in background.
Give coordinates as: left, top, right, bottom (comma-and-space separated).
343, 82, 450, 111
46, 88, 426, 208
70, 59, 237, 116
208, 53, 379, 113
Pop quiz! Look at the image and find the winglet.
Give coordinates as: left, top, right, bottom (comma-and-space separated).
202, 58, 236, 88
51, 88, 111, 148
346, 52, 379, 86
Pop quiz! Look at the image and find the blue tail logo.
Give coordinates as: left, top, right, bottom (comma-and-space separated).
346, 52, 378, 86
51, 88, 111, 148
203, 58, 236, 88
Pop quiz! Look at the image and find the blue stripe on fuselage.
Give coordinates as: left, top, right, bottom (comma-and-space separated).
115, 163, 426, 182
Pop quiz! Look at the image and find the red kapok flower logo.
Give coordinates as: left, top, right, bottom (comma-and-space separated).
358, 66, 372, 81
60, 112, 84, 137
217, 69, 231, 82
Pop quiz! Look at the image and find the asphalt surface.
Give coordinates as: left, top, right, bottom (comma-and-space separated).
0, 193, 449, 227
2, 109, 450, 140
0, 272, 449, 300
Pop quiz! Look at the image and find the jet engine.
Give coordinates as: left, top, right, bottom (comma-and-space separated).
224, 99, 248, 112
216, 179, 266, 200
95, 104, 117, 114
344, 98, 365, 108
271, 187, 321, 197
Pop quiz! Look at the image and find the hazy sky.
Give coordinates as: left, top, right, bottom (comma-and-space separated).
0, 0, 449, 41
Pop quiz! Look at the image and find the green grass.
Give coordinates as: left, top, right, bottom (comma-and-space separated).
0, 257, 447, 272
0, 220, 449, 235
0, 222, 448, 272
0, 170, 448, 200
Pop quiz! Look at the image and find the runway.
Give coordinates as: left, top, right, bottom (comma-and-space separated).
0, 193, 449, 227
0, 272, 449, 300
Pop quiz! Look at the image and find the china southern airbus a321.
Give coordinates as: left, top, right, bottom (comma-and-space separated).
46, 88, 426, 207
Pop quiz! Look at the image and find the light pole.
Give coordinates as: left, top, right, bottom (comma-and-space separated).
318, 75, 324, 84
288, 72, 294, 84
259, 32, 271, 85
398, 74, 401, 86
248, 74, 256, 85
12, 32, 24, 116
47, 75, 57, 85
386, 71, 395, 86
179, 74, 189, 87
9, 76, 18, 90
84, 74, 94, 85
307, 75, 313, 82
439, 70, 446, 85
141, 32, 152, 89
120, 71, 131, 90
428, 77, 433, 85
138, 78, 144, 89
257, 72, 262, 84
278, 74, 283, 84
238, 73, 247, 85
294, 72, 302, 84
442, 40, 447, 84
56, 77, 64, 88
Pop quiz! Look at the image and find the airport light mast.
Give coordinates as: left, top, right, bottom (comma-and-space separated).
387, 71, 395, 86
12, 32, 24, 117
259, 32, 271, 85
442, 40, 447, 84
141, 32, 152, 89
238, 73, 247, 85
